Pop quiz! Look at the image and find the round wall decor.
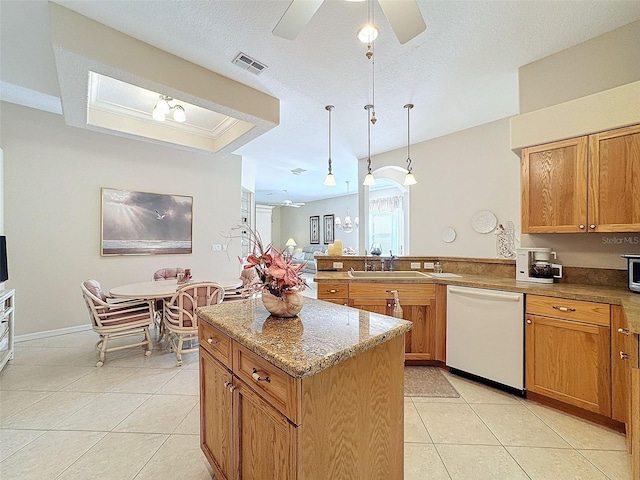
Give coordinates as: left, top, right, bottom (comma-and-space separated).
441, 227, 457, 243
471, 210, 498, 234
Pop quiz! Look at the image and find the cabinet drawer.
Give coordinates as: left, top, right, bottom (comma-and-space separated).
233, 343, 300, 424
526, 295, 610, 327
349, 283, 435, 300
198, 320, 232, 369
317, 282, 349, 299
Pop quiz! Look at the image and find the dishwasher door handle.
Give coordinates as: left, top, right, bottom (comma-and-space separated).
448, 286, 522, 302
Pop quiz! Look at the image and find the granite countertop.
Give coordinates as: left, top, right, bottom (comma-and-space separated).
314, 271, 640, 334
196, 297, 412, 379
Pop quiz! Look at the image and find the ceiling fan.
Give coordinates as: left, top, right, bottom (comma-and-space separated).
272, 0, 426, 45
267, 190, 306, 208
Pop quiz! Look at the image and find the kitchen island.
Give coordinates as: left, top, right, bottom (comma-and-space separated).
196, 297, 412, 480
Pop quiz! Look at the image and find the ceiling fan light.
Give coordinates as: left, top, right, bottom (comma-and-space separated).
363, 172, 376, 186
172, 105, 186, 122
323, 172, 336, 186
357, 24, 378, 43
155, 97, 171, 115
152, 106, 166, 122
403, 172, 417, 186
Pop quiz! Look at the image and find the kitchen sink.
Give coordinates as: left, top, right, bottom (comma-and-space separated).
347, 270, 432, 279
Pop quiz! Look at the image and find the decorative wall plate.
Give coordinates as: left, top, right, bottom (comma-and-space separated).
441, 227, 457, 243
471, 210, 498, 234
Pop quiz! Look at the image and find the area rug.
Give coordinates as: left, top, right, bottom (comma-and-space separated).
404, 367, 460, 398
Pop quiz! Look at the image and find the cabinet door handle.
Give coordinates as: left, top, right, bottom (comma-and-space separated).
526, 319, 532, 324
579, 224, 585, 229
617, 328, 630, 336
552, 306, 576, 312
252, 368, 271, 383
589, 224, 596, 229
207, 336, 219, 345
223, 381, 236, 392
620, 351, 629, 360
327, 289, 338, 293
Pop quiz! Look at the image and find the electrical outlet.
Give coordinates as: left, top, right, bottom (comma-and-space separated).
211, 244, 222, 252
424, 262, 434, 269
410, 262, 421, 269
333, 262, 343, 269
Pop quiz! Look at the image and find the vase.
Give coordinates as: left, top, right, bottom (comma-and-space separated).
261, 288, 303, 318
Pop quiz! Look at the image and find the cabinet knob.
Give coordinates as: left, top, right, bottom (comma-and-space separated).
207, 337, 219, 345
251, 368, 271, 383
589, 224, 596, 230
552, 305, 576, 312
620, 351, 629, 360
579, 224, 585, 229
526, 319, 532, 324
327, 289, 338, 293
618, 328, 630, 336
223, 381, 237, 392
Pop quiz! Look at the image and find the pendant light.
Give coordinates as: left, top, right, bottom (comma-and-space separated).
363, 104, 376, 186
323, 105, 336, 186
335, 181, 358, 233
403, 103, 417, 185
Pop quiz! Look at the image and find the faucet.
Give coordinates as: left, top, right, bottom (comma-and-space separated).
388, 251, 397, 271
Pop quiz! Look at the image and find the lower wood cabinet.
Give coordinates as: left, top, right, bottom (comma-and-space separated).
631, 365, 640, 479
348, 283, 436, 362
611, 306, 638, 424
525, 295, 611, 416
199, 319, 405, 480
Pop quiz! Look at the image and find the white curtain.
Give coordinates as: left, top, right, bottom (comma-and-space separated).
369, 195, 403, 213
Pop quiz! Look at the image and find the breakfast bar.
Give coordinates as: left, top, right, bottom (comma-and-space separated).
196, 297, 412, 480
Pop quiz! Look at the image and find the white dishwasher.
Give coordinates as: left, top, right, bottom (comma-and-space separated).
446, 285, 524, 393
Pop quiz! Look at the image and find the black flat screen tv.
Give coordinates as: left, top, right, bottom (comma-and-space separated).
0, 236, 8, 282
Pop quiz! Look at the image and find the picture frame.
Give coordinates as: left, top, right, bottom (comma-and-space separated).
309, 215, 320, 244
323, 214, 334, 244
101, 187, 193, 256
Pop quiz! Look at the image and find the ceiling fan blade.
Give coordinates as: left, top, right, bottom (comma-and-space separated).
272, 0, 324, 40
378, 0, 426, 44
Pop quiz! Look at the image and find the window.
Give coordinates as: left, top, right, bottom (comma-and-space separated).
368, 192, 405, 255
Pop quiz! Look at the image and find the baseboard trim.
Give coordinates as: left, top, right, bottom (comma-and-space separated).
15, 324, 92, 343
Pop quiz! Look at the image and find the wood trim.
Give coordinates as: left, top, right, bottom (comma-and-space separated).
526, 391, 624, 433
435, 284, 447, 362
611, 306, 631, 423
521, 148, 531, 233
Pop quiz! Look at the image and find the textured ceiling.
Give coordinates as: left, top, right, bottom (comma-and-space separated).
1, 0, 640, 203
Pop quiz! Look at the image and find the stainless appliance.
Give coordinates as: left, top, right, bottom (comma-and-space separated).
446, 286, 524, 393
516, 247, 563, 284
622, 254, 640, 293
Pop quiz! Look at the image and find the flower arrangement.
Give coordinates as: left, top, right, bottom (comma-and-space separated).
239, 227, 307, 298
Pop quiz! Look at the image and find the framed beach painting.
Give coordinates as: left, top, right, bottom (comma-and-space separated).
101, 188, 193, 256
323, 214, 334, 244
310, 215, 320, 244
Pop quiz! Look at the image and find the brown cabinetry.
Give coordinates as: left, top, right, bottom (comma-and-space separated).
198, 317, 405, 479
521, 124, 640, 233
525, 295, 611, 416
631, 364, 639, 479
316, 282, 349, 306
348, 283, 436, 362
611, 307, 638, 424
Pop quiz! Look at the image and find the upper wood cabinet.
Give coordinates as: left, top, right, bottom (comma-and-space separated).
522, 124, 640, 233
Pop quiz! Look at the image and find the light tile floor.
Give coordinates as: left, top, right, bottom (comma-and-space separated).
0, 327, 631, 479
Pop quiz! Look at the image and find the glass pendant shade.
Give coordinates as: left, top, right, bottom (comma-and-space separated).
403, 172, 417, 186
152, 106, 166, 121
363, 172, 375, 186
357, 24, 378, 43
323, 173, 336, 186
173, 105, 186, 122
155, 97, 171, 115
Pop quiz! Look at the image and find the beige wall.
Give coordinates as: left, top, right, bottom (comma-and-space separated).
519, 20, 640, 114
363, 118, 521, 259
278, 195, 359, 253
1, 102, 242, 336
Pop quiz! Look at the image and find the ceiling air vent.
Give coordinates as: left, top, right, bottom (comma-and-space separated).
232, 53, 268, 75
291, 168, 307, 175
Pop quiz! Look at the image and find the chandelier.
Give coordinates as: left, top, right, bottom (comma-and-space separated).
334, 181, 359, 233
152, 95, 186, 123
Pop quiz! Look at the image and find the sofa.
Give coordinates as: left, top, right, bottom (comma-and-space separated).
291, 245, 326, 274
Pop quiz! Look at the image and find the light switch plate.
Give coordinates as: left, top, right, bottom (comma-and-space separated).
333, 262, 343, 269
424, 262, 434, 269
211, 244, 222, 252
410, 262, 421, 269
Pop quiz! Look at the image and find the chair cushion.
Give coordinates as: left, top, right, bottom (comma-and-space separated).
154, 268, 185, 280
84, 279, 107, 302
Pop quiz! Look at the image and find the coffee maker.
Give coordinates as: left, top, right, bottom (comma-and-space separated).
516, 247, 563, 284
